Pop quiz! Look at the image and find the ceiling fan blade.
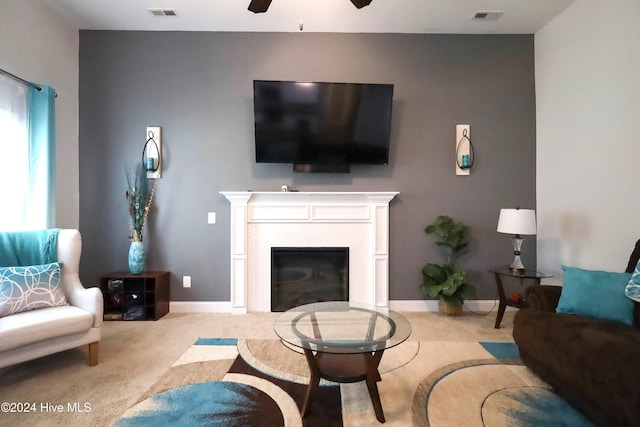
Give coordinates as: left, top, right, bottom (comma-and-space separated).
350, 0, 373, 9
248, 0, 272, 13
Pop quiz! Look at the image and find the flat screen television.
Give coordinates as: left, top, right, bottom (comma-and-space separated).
253, 80, 394, 172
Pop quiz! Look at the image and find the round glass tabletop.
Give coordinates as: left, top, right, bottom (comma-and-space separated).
274, 301, 412, 354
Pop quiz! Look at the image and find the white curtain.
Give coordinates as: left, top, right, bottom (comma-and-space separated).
0, 74, 29, 231
0, 74, 56, 231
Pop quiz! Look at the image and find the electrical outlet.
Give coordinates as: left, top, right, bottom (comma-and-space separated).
183, 276, 191, 288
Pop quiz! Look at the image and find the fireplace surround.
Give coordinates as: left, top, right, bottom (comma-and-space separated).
221, 191, 398, 313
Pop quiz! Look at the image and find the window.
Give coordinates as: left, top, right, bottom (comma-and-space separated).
0, 73, 56, 231
0, 74, 29, 230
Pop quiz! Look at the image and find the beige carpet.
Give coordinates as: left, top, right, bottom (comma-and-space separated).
0, 310, 517, 427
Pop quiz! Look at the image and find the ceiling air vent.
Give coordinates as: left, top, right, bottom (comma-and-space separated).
471, 11, 504, 21
148, 9, 177, 17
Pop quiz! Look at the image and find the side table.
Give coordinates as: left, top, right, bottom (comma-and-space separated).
100, 271, 170, 320
488, 267, 552, 329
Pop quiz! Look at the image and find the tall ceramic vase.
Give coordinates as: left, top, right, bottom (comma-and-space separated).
128, 241, 146, 274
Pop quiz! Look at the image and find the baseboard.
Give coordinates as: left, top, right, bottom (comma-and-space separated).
389, 300, 501, 313
169, 300, 502, 313
169, 301, 232, 313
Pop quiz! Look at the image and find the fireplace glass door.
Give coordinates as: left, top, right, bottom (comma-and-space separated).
271, 247, 349, 312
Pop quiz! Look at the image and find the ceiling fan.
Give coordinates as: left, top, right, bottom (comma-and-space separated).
248, 0, 373, 14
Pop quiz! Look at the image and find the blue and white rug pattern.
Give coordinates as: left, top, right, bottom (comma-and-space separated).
415, 342, 594, 426
115, 338, 594, 426
115, 338, 300, 427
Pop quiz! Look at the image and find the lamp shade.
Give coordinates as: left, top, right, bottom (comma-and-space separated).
497, 208, 536, 235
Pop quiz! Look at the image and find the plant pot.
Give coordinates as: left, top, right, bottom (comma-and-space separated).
439, 296, 463, 316
128, 241, 146, 275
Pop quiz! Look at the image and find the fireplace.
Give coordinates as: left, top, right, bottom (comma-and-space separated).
221, 191, 398, 313
271, 247, 349, 312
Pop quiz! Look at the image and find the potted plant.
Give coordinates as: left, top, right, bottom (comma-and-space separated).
420, 215, 475, 315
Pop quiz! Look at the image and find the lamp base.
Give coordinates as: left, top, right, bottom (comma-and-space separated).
509, 236, 526, 271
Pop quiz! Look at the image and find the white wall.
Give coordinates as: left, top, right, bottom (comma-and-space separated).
0, 0, 79, 228
536, 0, 640, 278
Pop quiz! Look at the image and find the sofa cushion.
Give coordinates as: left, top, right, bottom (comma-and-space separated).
556, 265, 634, 326
0, 262, 67, 317
625, 260, 640, 303
0, 305, 93, 352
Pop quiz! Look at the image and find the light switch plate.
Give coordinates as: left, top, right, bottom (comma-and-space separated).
208, 212, 216, 224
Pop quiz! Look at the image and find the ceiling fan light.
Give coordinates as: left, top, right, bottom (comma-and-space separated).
350, 0, 373, 9
248, 0, 272, 13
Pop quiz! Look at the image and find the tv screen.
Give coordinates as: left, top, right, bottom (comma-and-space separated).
253, 80, 394, 169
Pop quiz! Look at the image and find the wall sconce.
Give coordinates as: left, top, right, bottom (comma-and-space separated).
143, 126, 162, 179
497, 206, 537, 271
455, 124, 475, 175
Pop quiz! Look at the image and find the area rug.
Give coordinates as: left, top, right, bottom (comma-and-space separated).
412, 342, 594, 427
114, 338, 593, 426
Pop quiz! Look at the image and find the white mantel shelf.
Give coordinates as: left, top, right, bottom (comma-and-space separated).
221, 191, 399, 313
220, 191, 399, 202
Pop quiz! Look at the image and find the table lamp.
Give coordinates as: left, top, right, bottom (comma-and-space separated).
497, 207, 536, 271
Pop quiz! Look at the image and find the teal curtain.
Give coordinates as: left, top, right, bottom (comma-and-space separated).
27, 85, 56, 229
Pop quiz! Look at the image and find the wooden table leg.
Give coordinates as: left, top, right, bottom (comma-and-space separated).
494, 301, 507, 329
300, 348, 321, 418
494, 272, 507, 329
364, 350, 386, 423
300, 348, 388, 423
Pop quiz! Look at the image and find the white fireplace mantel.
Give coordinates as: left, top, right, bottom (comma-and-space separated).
221, 191, 399, 313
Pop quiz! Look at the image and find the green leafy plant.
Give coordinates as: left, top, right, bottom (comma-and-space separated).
420, 215, 475, 307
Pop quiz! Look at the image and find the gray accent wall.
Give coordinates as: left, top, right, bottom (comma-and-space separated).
79, 31, 536, 303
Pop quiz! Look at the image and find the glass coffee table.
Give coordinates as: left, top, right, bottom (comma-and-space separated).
274, 301, 412, 423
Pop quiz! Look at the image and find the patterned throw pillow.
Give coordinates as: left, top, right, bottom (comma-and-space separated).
626, 260, 640, 303
0, 262, 67, 317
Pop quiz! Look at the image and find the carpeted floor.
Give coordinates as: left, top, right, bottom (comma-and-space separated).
0, 309, 576, 427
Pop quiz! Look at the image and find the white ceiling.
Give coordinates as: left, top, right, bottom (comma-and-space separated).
41, 0, 576, 34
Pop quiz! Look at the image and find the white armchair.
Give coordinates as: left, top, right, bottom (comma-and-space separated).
0, 229, 103, 368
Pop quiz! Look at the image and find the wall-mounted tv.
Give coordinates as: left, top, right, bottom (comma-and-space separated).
253, 80, 394, 173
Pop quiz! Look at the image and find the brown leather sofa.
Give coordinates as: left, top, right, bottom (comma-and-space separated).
513, 240, 640, 426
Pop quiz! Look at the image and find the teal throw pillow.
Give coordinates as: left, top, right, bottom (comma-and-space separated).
556, 265, 634, 325
626, 260, 640, 303
0, 262, 67, 317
